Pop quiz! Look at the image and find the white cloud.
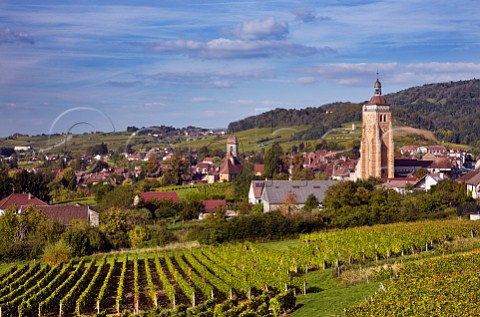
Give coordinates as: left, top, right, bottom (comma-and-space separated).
146, 70, 272, 88
0, 27, 34, 45
191, 97, 213, 103
301, 62, 480, 87
151, 38, 328, 59
233, 17, 289, 40
296, 76, 317, 84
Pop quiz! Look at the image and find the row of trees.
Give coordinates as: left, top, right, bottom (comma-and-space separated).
321, 178, 472, 228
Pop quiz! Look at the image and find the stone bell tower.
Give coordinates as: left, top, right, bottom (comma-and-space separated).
359, 77, 394, 179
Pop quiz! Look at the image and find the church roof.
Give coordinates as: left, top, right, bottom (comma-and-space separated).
367, 95, 389, 106
367, 77, 389, 105
219, 152, 243, 175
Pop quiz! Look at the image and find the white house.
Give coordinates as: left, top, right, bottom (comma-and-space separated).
457, 169, 480, 201
414, 173, 447, 192
250, 180, 337, 212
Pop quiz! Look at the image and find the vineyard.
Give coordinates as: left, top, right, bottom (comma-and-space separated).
0, 245, 300, 316
345, 249, 480, 316
1, 219, 480, 316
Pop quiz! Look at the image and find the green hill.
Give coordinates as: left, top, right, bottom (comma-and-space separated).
227, 79, 480, 148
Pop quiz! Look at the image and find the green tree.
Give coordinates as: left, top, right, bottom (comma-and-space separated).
128, 225, 149, 248
263, 143, 285, 179
96, 184, 134, 211
180, 200, 204, 220
61, 167, 77, 191
303, 194, 319, 212
100, 207, 133, 249
61, 220, 105, 257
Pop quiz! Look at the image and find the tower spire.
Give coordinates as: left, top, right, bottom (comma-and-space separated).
374, 72, 382, 96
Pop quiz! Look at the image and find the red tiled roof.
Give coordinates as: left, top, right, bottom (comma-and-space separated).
201, 199, 226, 213
0, 193, 48, 210
36, 205, 92, 225
219, 152, 243, 175
428, 158, 452, 169
457, 169, 480, 186
139, 191, 180, 204
367, 95, 389, 105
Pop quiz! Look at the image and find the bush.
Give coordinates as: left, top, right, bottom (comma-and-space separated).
42, 239, 72, 265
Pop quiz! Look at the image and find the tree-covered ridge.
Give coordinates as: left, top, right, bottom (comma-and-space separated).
227, 79, 480, 146
227, 103, 362, 140
387, 79, 480, 146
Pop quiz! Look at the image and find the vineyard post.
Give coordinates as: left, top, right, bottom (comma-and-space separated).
135, 297, 139, 315
154, 295, 157, 307
173, 294, 176, 310
0, 307, 2, 317
303, 280, 306, 295
192, 292, 195, 307
305, 263, 308, 273
116, 303, 119, 315
425, 242, 428, 252
59, 301, 62, 317
97, 300, 100, 314
229, 288, 233, 300
38, 304, 40, 317
211, 289, 214, 300
248, 288, 251, 299
285, 283, 288, 292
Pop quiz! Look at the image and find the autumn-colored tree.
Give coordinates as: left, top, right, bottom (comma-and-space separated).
279, 192, 298, 216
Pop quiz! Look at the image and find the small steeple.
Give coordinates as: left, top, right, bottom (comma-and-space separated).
374, 71, 382, 96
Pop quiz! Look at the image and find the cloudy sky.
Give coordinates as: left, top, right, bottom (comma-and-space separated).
1, 0, 479, 136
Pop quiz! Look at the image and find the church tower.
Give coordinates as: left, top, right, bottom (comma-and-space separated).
226, 135, 238, 158
359, 77, 394, 179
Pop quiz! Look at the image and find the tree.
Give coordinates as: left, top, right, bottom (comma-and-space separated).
100, 207, 133, 249
96, 184, 134, 211
61, 220, 105, 257
233, 160, 254, 198
263, 143, 285, 179
128, 225, 149, 248
42, 240, 72, 265
279, 192, 298, 216
303, 194, 319, 212
180, 200, 204, 220
61, 167, 77, 191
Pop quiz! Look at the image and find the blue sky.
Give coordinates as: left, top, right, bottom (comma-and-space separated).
0, 0, 479, 136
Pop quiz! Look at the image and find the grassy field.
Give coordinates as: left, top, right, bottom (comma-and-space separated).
291, 270, 379, 317
3, 122, 467, 157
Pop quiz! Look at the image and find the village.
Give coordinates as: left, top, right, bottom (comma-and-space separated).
1, 80, 479, 227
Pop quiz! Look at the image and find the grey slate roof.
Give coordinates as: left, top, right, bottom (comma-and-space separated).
261, 180, 337, 205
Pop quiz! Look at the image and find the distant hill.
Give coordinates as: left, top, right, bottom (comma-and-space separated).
228, 79, 480, 147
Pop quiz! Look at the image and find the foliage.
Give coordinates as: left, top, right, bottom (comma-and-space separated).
61, 220, 106, 256
100, 207, 134, 249
96, 184, 134, 211
128, 225, 150, 248
42, 239, 72, 265
321, 179, 469, 228
303, 194, 319, 212
194, 211, 323, 244
0, 205, 64, 261
263, 142, 286, 179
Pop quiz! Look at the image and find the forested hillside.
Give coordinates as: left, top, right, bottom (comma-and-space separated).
227, 79, 480, 147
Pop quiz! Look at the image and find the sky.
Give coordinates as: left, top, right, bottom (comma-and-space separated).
0, 0, 479, 136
